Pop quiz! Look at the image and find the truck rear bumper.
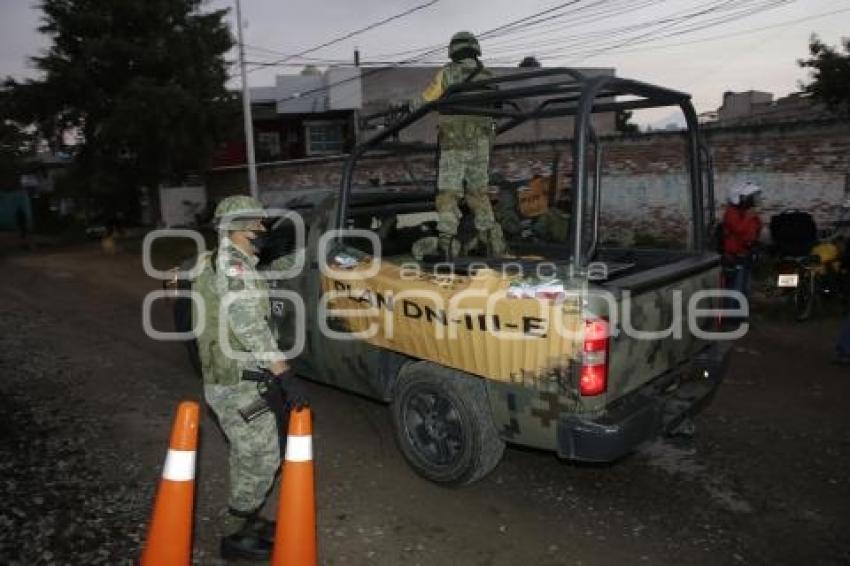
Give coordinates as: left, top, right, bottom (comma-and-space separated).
556, 342, 731, 462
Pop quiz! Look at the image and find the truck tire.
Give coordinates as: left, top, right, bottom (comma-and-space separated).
391, 361, 505, 486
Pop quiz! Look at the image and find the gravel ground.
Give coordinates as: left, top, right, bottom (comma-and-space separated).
0, 308, 151, 565
1, 241, 849, 565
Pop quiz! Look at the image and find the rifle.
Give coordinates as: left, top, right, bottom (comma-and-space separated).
239, 368, 305, 425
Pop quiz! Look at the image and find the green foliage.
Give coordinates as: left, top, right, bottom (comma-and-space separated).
0, 125, 25, 190
0, 88, 37, 190
4, 0, 237, 217
798, 34, 850, 115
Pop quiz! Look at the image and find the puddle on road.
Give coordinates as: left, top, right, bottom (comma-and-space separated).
639, 440, 753, 514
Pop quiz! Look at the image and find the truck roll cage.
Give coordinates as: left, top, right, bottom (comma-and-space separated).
337, 67, 709, 272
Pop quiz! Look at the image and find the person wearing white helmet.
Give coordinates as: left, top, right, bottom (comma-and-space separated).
721, 180, 763, 304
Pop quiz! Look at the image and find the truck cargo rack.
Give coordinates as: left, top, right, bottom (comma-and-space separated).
338, 67, 708, 272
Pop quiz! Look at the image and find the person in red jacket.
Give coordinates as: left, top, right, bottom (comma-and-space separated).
721, 181, 763, 306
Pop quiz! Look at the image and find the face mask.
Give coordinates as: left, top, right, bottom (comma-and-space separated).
249, 231, 271, 254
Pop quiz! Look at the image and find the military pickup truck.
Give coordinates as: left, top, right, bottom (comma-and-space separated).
172, 68, 731, 486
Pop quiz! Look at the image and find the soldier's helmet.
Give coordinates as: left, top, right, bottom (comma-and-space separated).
214, 195, 266, 231
449, 31, 481, 61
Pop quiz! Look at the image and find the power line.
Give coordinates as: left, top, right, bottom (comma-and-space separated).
482, 0, 749, 57
480, 0, 686, 53
245, 59, 420, 68
365, 0, 607, 59
247, 0, 644, 68
268, 0, 610, 105
593, 5, 850, 56
563, 0, 795, 63
246, 0, 440, 73
477, 0, 667, 50
266, 0, 801, 106
243, 46, 385, 66
478, 0, 794, 63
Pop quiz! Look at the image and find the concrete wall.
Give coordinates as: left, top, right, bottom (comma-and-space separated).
208, 119, 850, 244
598, 120, 850, 243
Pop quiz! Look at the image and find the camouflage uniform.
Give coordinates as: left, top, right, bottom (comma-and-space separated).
193, 200, 284, 527
532, 208, 571, 243
411, 235, 460, 261
492, 187, 524, 240
418, 53, 505, 256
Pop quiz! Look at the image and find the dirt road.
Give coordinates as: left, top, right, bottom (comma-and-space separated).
1, 242, 848, 565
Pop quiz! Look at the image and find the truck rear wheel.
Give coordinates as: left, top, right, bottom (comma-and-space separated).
391, 362, 505, 486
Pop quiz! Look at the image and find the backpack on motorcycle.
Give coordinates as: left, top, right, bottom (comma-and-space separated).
769, 210, 817, 257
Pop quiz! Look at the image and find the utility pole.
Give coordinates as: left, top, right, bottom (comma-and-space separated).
235, 0, 258, 199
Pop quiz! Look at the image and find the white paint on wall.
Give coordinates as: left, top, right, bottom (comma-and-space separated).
598, 171, 847, 244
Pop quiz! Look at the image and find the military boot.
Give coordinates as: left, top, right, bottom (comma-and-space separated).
247, 515, 276, 544
220, 510, 274, 561
481, 227, 508, 258
437, 233, 455, 261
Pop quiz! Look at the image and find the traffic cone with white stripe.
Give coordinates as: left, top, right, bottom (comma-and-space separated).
140, 401, 199, 566
271, 406, 317, 566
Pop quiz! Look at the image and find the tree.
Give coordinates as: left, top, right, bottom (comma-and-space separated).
0, 121, 29, 190
615, 109, 639, 134
5, 0, 236, 221
798, 34, 850, 115
0, 87, 38, 190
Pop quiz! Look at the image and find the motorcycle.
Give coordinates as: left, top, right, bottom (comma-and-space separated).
771, 207, 849, 321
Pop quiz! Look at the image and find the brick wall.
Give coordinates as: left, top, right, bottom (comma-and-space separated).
207, 119, 850, 243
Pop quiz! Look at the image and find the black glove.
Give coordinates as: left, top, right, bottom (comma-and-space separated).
276, 370, 309, 410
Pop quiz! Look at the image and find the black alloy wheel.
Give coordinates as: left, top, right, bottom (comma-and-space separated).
401, 385, 465, 468
391, 362, 505, 486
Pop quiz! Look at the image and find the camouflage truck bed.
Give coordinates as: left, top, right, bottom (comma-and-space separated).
317, 250, 729, 461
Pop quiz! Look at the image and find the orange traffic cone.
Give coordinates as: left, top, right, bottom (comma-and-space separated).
140, 401, 200, 566
272, 407, 317, 566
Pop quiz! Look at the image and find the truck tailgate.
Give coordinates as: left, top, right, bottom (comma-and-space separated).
600, 254, 721, 401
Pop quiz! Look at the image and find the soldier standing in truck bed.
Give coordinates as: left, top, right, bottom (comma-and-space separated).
415, 31, 506, 259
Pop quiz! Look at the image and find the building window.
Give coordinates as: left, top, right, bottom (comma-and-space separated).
257, 131, 281, 161
305, 121, 344, 156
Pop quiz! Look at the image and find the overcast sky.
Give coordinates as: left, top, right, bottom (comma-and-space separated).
2, 0, 848, 125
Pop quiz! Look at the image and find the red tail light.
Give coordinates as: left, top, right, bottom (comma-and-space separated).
580, 318, 609, 396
